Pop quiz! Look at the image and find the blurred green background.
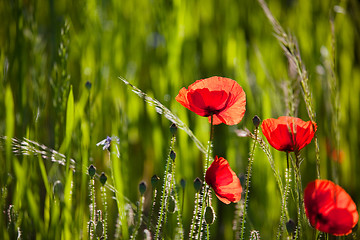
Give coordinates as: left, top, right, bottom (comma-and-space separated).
1, 0, 360, 239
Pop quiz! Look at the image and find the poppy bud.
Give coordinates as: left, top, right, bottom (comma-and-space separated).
286, 219, 296, 235
170, 123, 177, 136
95, 220, 104, 238
180, 178, 186, 189
193, 177, 202, 192
170, 150, 176, 161
99, 172, 107, 185
88, 164, 96, 178
168, 196, 176, 213
252, 115, 261, 128
205, 206, 215, 225
139, 181, 147, 195
151, 175, 160, 188
85, 81, 92, 90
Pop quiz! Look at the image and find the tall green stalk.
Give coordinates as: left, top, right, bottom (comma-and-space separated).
293, 151, 304, 240
239, 121, 258, 240
277, 153, 291, 240
196, 114, 214, 240
155, 134, 176, 239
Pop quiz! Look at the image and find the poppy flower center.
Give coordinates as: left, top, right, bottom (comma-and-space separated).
316, 212, 329, 224
187, 88, 230, 116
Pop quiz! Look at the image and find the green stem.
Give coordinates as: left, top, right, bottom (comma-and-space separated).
150, 188, 157, 234
155, 136, 175, 239
203, 114, 214, 175
277, 152, 291, 240
197, 114, 214, 240
130, 195, 144, 239
240, 127, 258, 240
170, 154, 184, 239
101, 186, 108, 240
90, 177, 96, 238
293, 151, 303, 240
189, 191, 200, 239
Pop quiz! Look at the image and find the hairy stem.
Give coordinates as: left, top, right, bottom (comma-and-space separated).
239, 127, 258, 240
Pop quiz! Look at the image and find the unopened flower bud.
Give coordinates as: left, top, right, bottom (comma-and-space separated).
170, 150, 176, 161
180, 178, 186, 189
286, 219, 296, 235
151, 175, 160, 188
88, 164, 96, 178
95, 220, 104, 237
205, 206, 215, 225
193, 177, 202, 192
85, 81, 92, 90
100, 172, 107, 185
139, 181, 147, 195
252, 115, 261, 128
168, 196, 176, 213
170, 123, 177, 136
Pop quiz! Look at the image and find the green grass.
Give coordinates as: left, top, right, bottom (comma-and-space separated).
1, 0, 360, 239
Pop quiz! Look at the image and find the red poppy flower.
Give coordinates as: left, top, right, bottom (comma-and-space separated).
260, 116, 317, 152
304, 180, 359, 236
205, 156, 242, 204
175, 76, 246, 125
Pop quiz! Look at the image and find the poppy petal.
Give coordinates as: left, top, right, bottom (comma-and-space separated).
304, 179, 359, 236
205, 156, 242, 204
261, 116, 317, 152
176, 76, 246, 125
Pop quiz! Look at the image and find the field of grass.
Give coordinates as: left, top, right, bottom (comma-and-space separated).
1, 0, 360, 239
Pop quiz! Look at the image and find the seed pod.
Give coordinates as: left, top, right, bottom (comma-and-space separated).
205, 206, 215, 225
168, 196, 176, 213
95, 220, 104, 238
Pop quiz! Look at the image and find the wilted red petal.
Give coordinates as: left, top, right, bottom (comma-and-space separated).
205, 156, 242, 204
261, 116, 317, 152
304, 180, 359, 236
175, 76, 246, 125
